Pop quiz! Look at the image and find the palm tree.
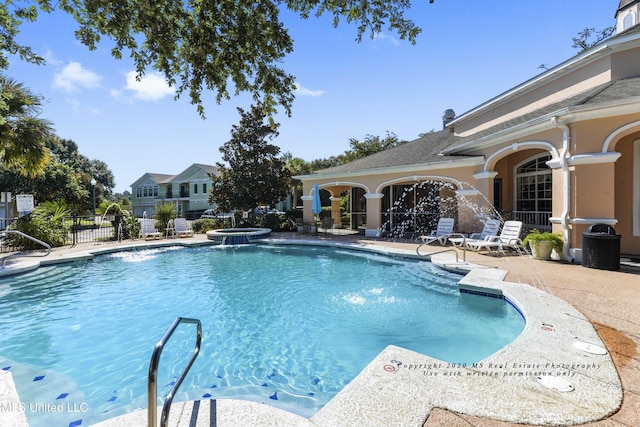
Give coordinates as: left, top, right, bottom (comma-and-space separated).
0, 76, 52, 176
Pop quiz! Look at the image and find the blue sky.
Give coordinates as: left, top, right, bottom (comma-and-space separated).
7, 1, 616, 193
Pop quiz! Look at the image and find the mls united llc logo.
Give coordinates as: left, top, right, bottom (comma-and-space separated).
1, 401, 89, 413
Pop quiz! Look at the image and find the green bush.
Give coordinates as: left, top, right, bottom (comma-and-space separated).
8, 201, 71, 248
521, 229, 564, 252
191, 218, 224, 233
154, 203, 177, 233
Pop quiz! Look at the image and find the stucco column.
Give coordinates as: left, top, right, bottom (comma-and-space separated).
571, 160, 618, 244
364, 193, 383, 237
330, 197, 342, 226
300, 195, 313, 223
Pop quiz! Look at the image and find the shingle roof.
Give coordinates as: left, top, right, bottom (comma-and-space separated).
308, 129, 465, 175
309, 77, 640, 175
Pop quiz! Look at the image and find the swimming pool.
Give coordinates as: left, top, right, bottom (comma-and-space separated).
0, 244, 524, 426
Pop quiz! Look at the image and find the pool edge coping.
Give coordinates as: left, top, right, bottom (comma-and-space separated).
0, 238, 624, 426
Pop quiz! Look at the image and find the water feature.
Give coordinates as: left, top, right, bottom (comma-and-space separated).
95, 203, 130, 243
206, 227, 271, 244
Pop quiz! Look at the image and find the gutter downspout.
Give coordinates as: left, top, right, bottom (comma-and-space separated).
551, 117, 573, 261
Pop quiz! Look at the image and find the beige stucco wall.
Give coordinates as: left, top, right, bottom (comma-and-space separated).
453, 56, 613, 137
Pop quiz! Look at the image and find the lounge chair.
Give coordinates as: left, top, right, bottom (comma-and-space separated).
449, 219, 501, 247
173, 218, 194, 237
420, 217, 455, 244
139, 218, 162, 240
465, 220, 523, 253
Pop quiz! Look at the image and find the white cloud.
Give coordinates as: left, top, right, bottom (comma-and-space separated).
53, 61, 102, 92
122, 71, 174, 101
43, 50, 63, 66
372, 32, 400, 46
294, 82, 325, 97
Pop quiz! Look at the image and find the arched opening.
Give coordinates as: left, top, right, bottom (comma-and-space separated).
513, 153, 553, 231
380, 180, 458, 239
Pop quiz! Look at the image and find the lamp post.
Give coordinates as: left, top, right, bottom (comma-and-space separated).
91, 178, 96, 223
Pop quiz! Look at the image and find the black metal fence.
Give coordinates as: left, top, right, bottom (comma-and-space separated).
0, 214, 135, 253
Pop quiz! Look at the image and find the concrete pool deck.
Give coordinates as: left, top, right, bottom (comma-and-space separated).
0, 232, 638, 427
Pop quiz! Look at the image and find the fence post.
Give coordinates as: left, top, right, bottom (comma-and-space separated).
72, 213, 77, 246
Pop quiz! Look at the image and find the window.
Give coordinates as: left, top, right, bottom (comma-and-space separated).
194, 183, 198, 194
136, 187, 142, 198
623, 11, 636, 31
515, 154, 552, 212
202, 183, 207, 193
493, 178, 503, 212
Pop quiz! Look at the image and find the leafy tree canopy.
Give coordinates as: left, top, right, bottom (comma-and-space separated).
338, 131, 406, 163
210, 103, 291, 218
0, 75, 52, 176
1, 0, 433, 117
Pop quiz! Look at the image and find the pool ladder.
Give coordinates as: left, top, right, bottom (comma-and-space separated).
0, 230, 51, 266
416, 232, 467, 262
148, 317, 202, 427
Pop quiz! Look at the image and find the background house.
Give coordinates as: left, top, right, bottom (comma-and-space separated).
130, 163, 219, 218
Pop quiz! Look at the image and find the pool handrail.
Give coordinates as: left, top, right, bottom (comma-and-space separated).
416, 232, 467, 262
0, 230, 52, 266
148, 317, 202, 427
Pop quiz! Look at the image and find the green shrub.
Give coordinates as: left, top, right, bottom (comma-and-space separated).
191, 218, 223, 233
521, 229, 564, 252
8, 201, 71, 248
154, 203, 177, 233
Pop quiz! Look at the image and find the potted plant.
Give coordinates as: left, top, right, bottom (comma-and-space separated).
521, 229, 563, 260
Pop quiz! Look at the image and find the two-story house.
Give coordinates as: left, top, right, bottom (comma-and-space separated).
130, 163, 219, 218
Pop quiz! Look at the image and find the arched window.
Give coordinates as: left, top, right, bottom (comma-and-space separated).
623, 11, 636, 31
514, 153, 552, 230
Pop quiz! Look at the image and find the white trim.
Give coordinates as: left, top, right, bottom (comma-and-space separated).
364, 193, 383, 199
293, 157, 484, 182
565, 218, 618, 225
602, 120, 640, 152
568, 152, 622, 166
448, 31, 640, 129
634, 140, 640, 236
513, 153, 553, 217
473, 171, 499, 180
374, 175, 464, 194
483, 141, 559, 172
306, 182, 370, 196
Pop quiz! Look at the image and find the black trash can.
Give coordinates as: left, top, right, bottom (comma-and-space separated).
581, 224, 621, 271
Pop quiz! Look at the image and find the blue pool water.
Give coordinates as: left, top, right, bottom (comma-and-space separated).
0, 244, 524, 426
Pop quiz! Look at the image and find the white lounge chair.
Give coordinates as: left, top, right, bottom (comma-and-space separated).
139, 218, 162, 240
466, 220, 523, 253
420, 217, 455, 245
449, 219, 501, 247
173, 218, 194, 237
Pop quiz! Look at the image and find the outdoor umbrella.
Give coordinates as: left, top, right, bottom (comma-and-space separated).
312, 184, 322, 216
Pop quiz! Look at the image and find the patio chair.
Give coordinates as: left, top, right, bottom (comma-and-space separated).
173, 218, 194, 237
449, 219, 501, 247
465, 220, 523, 253
420, 217, 455, 245
321, 217, 334, 236
139, 218, 162, 240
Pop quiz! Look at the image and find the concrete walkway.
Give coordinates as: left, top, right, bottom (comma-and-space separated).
0, 233, 638, 427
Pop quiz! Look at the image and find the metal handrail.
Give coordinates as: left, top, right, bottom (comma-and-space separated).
416, 232, 467, 262
1, 230, 52, 266
148, 317, 202, 427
